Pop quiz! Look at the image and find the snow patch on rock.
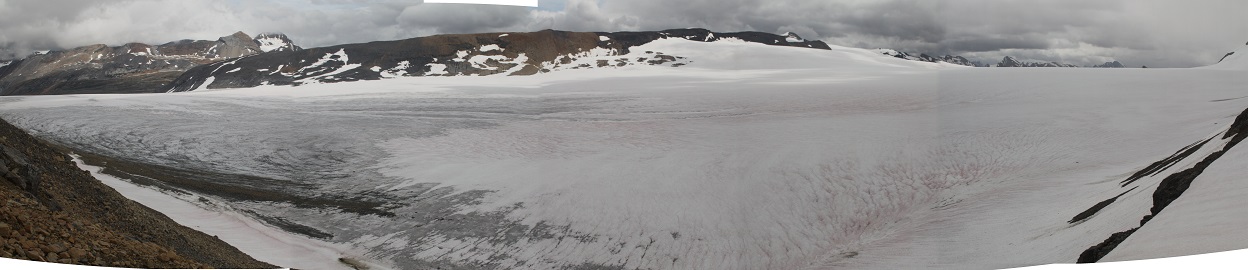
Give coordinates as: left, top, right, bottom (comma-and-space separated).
424, 63, 449, 76
452, 50, 470, 62
379, 61, 412, 78
256, 36, 292, 52
298, 49, 351, 74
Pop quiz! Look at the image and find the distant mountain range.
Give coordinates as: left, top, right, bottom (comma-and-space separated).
0, 29, 829, 95
2, 30, 1237, 96
874, 49, 985, 67
875, 49, 1129, 68
0, 32, 300, 95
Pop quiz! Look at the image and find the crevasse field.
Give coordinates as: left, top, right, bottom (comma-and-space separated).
2, 39, 1247, 270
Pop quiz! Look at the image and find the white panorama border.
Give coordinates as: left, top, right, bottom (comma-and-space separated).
5, 248, 1248, 269
1005, 248, 1248, 269
423, 0, 539, 7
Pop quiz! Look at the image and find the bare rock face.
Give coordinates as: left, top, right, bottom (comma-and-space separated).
1, 144, 40, 194
210, 32, 262, 59
0, 31, 300, 95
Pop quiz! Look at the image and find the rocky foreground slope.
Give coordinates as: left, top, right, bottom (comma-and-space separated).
0, 117, 276, 268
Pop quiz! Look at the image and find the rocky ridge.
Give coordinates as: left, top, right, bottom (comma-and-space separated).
874, 49, 983, 67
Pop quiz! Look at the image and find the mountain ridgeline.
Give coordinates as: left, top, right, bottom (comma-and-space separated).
0, 32, 300, 95
0, 29, 827, 95
875, 49, 1130, 68
164, 29, 830, 92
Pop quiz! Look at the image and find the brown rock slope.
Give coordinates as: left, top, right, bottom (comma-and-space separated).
0, 117, 277, 269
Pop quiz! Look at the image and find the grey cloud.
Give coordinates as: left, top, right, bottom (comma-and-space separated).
943, 37, 1052, 52
396, 4, 532, 34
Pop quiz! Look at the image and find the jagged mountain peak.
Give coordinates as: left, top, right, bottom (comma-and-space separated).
1093, 60, 1125, 68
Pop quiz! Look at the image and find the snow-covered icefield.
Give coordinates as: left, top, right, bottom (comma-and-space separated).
1, 39, 1246, 269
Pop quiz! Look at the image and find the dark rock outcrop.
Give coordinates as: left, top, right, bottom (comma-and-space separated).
1077, 106, 1248, 263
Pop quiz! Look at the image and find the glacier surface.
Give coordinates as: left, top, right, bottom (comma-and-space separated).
1, 39, 1247, 269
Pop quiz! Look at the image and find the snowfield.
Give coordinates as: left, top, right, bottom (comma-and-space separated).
1, 39, 1247, 270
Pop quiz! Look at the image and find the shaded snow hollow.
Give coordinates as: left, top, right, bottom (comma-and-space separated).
1, 38, 1247, 269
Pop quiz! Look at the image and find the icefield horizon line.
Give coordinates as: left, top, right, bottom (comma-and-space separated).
423, 0, 539, 7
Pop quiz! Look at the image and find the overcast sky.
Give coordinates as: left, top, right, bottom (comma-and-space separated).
1, 0, 1246, 67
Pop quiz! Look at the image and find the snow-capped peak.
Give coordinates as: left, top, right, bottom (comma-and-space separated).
255, 33, 302, 53
782, 32, 806, 43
